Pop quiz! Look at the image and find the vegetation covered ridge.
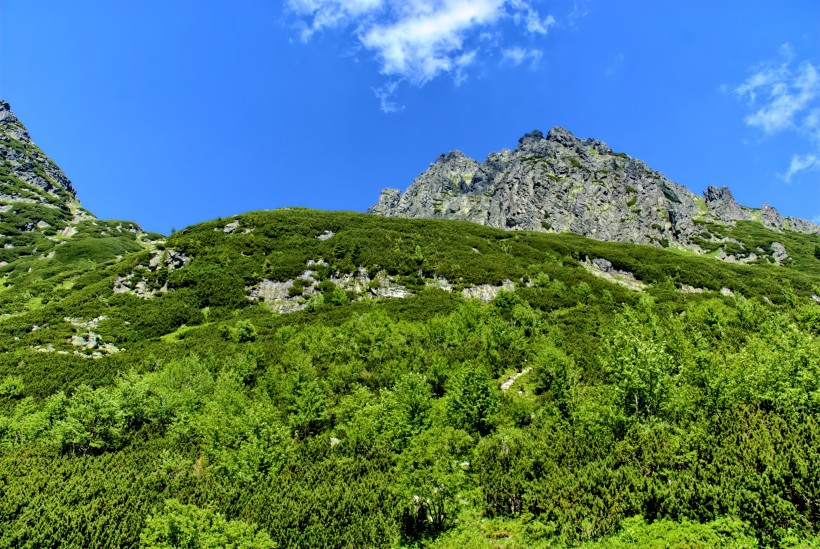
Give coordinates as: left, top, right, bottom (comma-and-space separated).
0, 207, 819, 547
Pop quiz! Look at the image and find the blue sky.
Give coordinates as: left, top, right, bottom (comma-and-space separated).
1, 0, 818, 234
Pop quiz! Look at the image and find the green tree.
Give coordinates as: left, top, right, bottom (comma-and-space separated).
531, 342, 577, 417
288, 379, 326, 439
0, 374, 24, 398
230, 319, 258, 343
380, 372, 433, 449
474, 427, 539, 516
394, 427, 474, 539
140, 499, 275, 548
446, 367, 499, 435
602, 309, 675, 421
52, 384, 126, 453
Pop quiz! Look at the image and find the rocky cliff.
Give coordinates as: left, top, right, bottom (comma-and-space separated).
0, 101, 84, 207
0, 100, 100, 264
370, 127, 819, 250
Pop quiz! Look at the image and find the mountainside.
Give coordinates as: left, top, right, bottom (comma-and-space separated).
0, 100, 95, 262
370, 127, 820, 255
1, 102, 819, 548
0, 101, 155, 317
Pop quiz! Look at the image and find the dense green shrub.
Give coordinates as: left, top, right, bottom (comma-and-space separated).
0, 208, 819, 547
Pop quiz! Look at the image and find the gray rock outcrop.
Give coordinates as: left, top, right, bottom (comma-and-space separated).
761, 204, 785, 231
370, 127, 820, 248
704, 186, 747, 222
1, 100, 99, 258
0, 100, 79, 203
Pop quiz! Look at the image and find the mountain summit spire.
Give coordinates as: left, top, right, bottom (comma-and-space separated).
370, 127, 819, 253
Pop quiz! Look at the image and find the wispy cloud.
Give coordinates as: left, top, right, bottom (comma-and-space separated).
510, 0, 555, 35
358, 1, 506, 85
501, 46, 542, 67
781, 153, 820, 184
373, 80, 404, 113
287, 0, 557, 108
567, 0, 591, 27
734, 43, 820, 182
605, 53, 624, 77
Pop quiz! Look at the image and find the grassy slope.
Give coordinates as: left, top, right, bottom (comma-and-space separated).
0, 208, 818, 547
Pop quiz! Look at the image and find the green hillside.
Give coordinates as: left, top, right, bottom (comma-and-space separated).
1, 208, 819, 548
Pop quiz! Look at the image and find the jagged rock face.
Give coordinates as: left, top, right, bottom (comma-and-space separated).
370, 127, 820, 247
0, 100, 100, 264
0, 100, 79, 205
761, 204, 784, 231
704, 185, 747, 223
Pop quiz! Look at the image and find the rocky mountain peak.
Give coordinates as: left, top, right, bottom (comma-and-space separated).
704, 185, 745, 222
1, 100, 19, 123
545, 126, 578, 145
518, 129, 545, 148
435, 150, 470, 163
370, 128, 820, 253
0, 100, 78, 200
1, 100, 95, 265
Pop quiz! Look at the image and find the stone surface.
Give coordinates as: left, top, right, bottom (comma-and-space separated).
581, 257, 647, 291
761, 204, 785, 231
370, 127, 820, 248
501, 368, 532, 391
0, 100, 81, 205
704, 186, 747, 222
770, 242, 789, 264
462, 280, 515, 302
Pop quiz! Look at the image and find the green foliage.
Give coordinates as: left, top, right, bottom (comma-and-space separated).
601, 306, 675, 421
140, 499, 275, 548
381, 372, 433, 448
474, 428, 538, 516
1, 208, 820, 547
531, 343, 576, 416
54, 235, 142, 263
0, 374, 24, 398
230, 319, 258, 343
288, 378, 327, 440
52, 384, 127, 453
582, 515, 756, 548
446, 368, 500, 435
329, 286, 349, 305
395, 426, 474, 539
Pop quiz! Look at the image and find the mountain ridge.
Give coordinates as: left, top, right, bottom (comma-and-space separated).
370, 127, 819, 252
1, 101, 820, 548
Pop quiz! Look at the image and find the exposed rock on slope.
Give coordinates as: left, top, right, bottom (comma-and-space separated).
370, 128, 819, 249
0, 100, 96, 263
0, 101, 78, 201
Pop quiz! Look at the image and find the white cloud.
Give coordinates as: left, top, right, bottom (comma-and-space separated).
502, 47, 542, 67
360, 0, 506, 85
567, 0, 590, 26
288, 0, 386, 40
509, 0, 555, 35
735, 46, 820, 135
288, 0, 557, 91
780, 153, 820, 183
373, 80, 404, 113
735, 44, 820, 183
